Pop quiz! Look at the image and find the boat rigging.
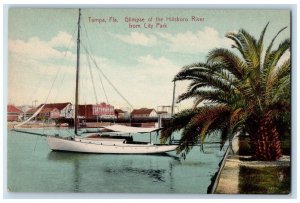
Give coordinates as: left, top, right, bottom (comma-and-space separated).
24, 8, 178, 154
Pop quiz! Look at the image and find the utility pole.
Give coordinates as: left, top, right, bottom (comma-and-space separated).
171, 81, 176, 117
32, 100, 38, 107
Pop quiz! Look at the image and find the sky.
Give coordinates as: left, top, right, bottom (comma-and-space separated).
7, 8, 290, 110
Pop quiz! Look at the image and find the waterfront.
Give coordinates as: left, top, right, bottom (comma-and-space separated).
7, 128, 226, 193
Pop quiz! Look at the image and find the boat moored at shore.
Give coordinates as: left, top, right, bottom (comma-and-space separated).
47, 135, 177, 154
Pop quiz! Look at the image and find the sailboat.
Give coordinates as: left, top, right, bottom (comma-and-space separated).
45, 9, 177, 154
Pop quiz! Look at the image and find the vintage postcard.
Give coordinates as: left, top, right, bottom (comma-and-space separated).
6, 7, 291, 195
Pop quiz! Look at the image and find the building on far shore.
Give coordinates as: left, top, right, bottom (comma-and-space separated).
156, 111, 170, 118
78, 104, 93, 119
78, 102, 115, 119
25, 102, 72, 120
25, 107, 61, 121
131, 108, 157, 118
17, 105, 32, 114
115, 109, 125, 119
156, 105, 179, 118
93, 102, 115, 118
37, 102, 73, 118
7, 105, 23, 121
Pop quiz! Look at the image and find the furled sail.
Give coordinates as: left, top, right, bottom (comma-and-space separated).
103, 124, 161, 133
14, 104, 46, 128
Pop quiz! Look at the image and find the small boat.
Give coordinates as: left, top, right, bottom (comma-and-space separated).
47, 136, 177, 154
44, 9, 177, 154
14, 9, 177, 154
47, 124, 177, 154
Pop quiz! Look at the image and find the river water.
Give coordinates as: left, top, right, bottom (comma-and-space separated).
7, 128, 226, 194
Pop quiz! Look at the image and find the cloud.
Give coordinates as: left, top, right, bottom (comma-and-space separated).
95, 54, 192, 109
134, 55, 192, 109
49, 31, 75, 48
111, 32, 157, 46
9, 32, 74, 61
137, 55, 175, 68
157, 27, 231, 53
9, 38, 63, 60
8, 31, 110, 105
8, 31, 193, 109
110, 27, 231, 54
8, 32, 74, 60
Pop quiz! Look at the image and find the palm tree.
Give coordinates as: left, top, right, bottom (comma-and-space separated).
161, 23, 290, 161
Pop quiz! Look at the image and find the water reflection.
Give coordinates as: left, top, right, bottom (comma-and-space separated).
8, 129, 225, 193
169, 162, 174, 191
47, 151, 180, 192
104, 167, 166, 182
47, 151, 89, 162
73, 156, 80, 192
47, 152, 83, 192
47, 151, 180, 161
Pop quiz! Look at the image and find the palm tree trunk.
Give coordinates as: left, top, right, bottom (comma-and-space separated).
252, 112, 282, 161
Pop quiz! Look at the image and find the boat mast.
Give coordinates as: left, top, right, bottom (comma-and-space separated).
74, 8, 81, 135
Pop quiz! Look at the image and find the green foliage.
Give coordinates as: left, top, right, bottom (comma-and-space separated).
238, 166, 290, 194
161, 23, 291, 159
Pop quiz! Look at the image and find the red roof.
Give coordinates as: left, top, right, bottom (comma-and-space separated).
131, 108, 155, 115
115, 109, 125, 113
39, 107, 56, 114
26, 108, 38, 114
26, 107, 52, 114
95, 102, 114, 108
37, 102, 71, 111
26, 107, 57, 114
7, 105, 23, 113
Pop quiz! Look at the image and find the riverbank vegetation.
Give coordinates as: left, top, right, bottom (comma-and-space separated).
238, 165, 290, 194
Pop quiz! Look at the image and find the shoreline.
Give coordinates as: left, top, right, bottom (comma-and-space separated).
6, 121, 156, 129
6, 121, 112, 129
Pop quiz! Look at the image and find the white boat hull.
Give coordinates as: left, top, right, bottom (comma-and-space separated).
47, 136, 177, 154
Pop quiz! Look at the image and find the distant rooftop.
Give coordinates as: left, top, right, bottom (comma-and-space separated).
37, 102, 71, 111
131, 108, 155, 115
7, 105, 23, 113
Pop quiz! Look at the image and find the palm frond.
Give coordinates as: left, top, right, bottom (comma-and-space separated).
229, 108, 244, 128
263, 39, 290, 81
257, 23, 270, 61
177, 89, 237, 104
177, 105, 231, 154
271, 74, 291, 105
226, 32, 244, 56
263, 26, 288, 69
263, 48, 290, 106
238, 29, 260, 69
173, 63, 209, 81
207, 48, 246, 80
160, 108, 202, 143
192, 95, 205, 109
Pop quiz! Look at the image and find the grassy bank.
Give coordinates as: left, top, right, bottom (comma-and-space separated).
214, 155, 290, 194
238, 165, 290, 194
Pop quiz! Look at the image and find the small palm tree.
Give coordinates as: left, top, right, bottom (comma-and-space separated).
161, 23, 290, 161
